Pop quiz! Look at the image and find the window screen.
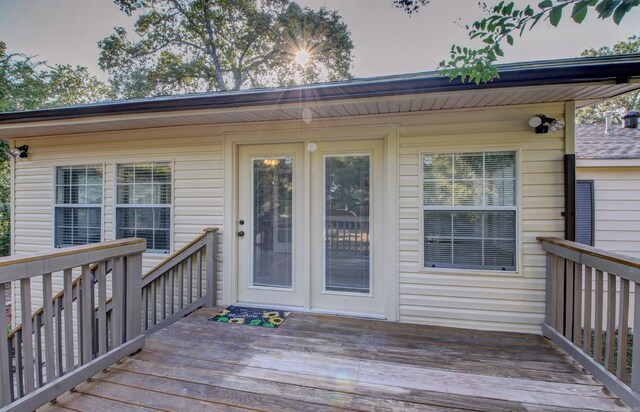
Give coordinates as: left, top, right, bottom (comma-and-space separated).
576, 180, 594, 246
422, 152, 517, 271
116, 162, 171, 254
54, 165, 103, 248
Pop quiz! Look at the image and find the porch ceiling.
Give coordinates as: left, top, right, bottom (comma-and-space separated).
1, 54, 640, 140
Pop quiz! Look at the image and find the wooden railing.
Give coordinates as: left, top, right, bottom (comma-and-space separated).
326, 216, 369, 255
539, 237, 640, 408
141, 228, 217, 335
0, 228, 219, 411
0, 239, 146, 411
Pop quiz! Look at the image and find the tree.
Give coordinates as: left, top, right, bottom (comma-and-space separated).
1, 42, 111, 112
99, 0, 354, 98
394, 0, 640, 83
0, 41, 111, 256
576, 34, 640, 124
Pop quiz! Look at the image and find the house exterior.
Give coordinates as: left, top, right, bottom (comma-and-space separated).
576, 120, 640, 258
2, 54, 640, 335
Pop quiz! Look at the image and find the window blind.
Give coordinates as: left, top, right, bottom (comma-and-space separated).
423, 152, 517, 271
116, 162, 171, 254
54, 165, 103, 248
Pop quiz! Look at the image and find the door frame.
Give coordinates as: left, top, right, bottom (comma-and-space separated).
222, 123, 399, 320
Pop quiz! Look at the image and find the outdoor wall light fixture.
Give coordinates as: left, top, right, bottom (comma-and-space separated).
528, 115, 565, 134
6, 145, 29, 159
529, 114, 565, 133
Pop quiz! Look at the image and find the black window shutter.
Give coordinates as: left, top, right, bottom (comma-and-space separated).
576, 180, 594, 246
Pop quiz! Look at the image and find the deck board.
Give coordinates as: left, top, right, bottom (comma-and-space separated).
39, 308, 628, 411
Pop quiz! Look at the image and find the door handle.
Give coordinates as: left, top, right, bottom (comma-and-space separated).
237, 231, 245, 237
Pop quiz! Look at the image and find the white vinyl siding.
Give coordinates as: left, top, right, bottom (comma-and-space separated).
11, 128, 224, 324
398, 103, 565, 333
116, 162, 172, 254
54, 165, 103, 248
422, 151, 517, 271
576, 167, 640, 258
11, 102, 566, 334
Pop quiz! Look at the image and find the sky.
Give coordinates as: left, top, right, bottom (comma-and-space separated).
0, 0, 639, 81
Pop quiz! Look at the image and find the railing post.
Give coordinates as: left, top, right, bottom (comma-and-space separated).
204, 228, 217, 308
0, 282, 11, 406
125, 252, 143, 340
80, 265, 93, 365
632, 282, 640, 392
545, 253, 554, 325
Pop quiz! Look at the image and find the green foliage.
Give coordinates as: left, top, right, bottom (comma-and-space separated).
394, 0, 640, 83
0, 41, 111, 112
326, 156, 369, 216
576, 34, 640, 124
99, 0, 354, 98
0, 41, 111, 256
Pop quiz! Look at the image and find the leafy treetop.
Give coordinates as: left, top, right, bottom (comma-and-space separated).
99, 0, 354, 98
0, 41, 110, 256
576, 34, 640, 124
394, 0, 640, 83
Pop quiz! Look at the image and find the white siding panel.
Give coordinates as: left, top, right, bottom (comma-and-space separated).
591, 178, 640, 236
12, 128, 224, 323
397, 103, 565, 334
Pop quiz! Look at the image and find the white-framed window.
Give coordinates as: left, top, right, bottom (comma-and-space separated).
422, 151, 517, 271
54, 165, 103, 248
116, 162, 171, 254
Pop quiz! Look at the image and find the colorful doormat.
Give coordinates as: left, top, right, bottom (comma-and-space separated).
209, 306, 290, 328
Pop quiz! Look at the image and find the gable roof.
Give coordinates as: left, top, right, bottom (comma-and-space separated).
1, 53, 640, 139
576, 124, 640, 159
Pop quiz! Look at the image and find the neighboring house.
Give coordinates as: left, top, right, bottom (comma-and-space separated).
576, 116, 640, 257
1, 54, 640, 335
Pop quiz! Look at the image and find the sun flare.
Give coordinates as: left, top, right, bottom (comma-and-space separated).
294, 49, 310, 66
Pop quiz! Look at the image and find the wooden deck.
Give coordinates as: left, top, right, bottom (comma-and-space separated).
39, 308, 626, 411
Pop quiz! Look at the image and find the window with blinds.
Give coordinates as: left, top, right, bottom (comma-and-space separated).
422, 151, 517, 271
116, 162, 171, 254
54, 165, 103, 248
576, 180, 594, 246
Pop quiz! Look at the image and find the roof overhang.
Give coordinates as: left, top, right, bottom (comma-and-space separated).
1, 54, 640, 139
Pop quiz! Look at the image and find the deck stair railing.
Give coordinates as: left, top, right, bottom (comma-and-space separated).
0, 228, 218, 411
539, 237, 640, 408
0, 239, 146, 411
140, 228, 217, 334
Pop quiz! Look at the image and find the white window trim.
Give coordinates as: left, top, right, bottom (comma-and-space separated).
419, 149, 521, 275
114, 161, 174, 255
52, 164, 105, 248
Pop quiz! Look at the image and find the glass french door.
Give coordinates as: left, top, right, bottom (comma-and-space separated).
237, 144, 306, 307
236, 140, 385, 316
310, 140, 385, 316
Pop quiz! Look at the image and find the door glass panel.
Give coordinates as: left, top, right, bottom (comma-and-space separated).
253, 157, 293, 288
325, 155, 370, 293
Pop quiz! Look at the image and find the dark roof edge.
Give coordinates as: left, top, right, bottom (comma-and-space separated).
2, 54, 640, 124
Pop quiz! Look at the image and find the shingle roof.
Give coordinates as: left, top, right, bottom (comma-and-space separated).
576, 124, 640, 159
